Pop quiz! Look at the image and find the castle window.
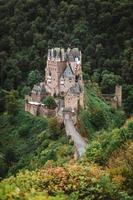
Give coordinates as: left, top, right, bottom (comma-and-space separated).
69, 78, 72, 83
75, 75, 79, 82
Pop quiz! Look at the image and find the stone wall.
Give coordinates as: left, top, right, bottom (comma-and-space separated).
45, 60, 66, 95
25, 102, 56, 117
101, 85, 122, 109
31, 93, 46, 102
65, 94, 79, 111
38, 105, 56, 117
79, 93, 84, 108
25, 103, 38, 116
115, 85, 122, 107
111, 97, 118, 109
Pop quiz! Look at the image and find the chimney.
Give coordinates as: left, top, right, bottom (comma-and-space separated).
80, 50, 82, 64
51, 48, 54, 60
48, 49, 51, 60
61, 48, 65, 61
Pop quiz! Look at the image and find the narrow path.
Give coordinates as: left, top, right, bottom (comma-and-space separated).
64, 113, 87, 158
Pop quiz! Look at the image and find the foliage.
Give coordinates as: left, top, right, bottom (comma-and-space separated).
100, 70, 122, 93
0, 1, 133, 198
0, 101, 73, 178
0, 92, 132, 199
0, 0, 132, 113
106, 140, 133, 195
79, 84, 126, 136
42, 96, 57, 109
0, 162, 132, 200
86, 118, 133, 165
5, 90, 18, 115
27, 69, 43, 87
0, 88, 6, 113
20, 85, 31, 97
123, 85, 133, 115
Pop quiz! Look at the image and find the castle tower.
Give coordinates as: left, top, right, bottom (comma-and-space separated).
115, 85, 122, 107
45, 47, 84, 104
45, 48, 66, 96
61, 48, 65, 61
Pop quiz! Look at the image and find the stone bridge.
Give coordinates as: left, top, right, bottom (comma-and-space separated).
64, 112, 87, 158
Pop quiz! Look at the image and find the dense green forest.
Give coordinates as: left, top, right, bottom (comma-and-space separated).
0, 0, 133, 114
0, 0, 133, 199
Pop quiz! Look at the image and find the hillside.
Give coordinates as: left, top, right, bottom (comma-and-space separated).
0, 86, 133, 199
0, 101, 73, 178
0, 0, 133, 114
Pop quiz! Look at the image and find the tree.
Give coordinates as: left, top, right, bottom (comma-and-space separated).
5, 148, 17, 166
123, 85, 133, 115
5, 90, 18, 115
0, 153, 8, 178
42, 96, 57, 109
47, 118, 60, 140
20, 85, 31, 97
27, 70, 43, 87
121, 44, 133, 84
101, 70, 122, 93
0, 89, 6, 113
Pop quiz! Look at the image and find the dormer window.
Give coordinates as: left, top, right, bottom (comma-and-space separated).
60, 77, 64, 85
75, 75, 79, 82
75, 57, 79, 62
47, 75, 51, 79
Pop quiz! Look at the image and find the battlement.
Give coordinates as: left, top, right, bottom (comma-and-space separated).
47, 47, 82, 63
48, 48, 65, 61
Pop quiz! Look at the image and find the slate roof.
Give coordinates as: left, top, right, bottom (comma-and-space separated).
62, 63, 74, 78
68, 82, 83, 95
67, 48, 80, 62
32, 83, 46, 94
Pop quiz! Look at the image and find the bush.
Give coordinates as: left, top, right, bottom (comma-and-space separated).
5, 90, 19, 115
18, 124, 30, 137
0, 155, 8, 178
0, 163, 131, 200
86, 118, 133, 165
91, 109, 107, 130
42, 96, 57, 109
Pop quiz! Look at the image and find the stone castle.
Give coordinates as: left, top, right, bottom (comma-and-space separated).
25, 48, 84, 117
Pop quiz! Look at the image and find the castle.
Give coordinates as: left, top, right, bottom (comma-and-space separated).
25, 48, 84, 117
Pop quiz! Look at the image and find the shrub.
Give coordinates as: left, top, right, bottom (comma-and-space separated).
5, 90, 19, 115
42, 96, 57, 109
90, 109, 107, 130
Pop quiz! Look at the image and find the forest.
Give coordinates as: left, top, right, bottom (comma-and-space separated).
0, 0, 133, 199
